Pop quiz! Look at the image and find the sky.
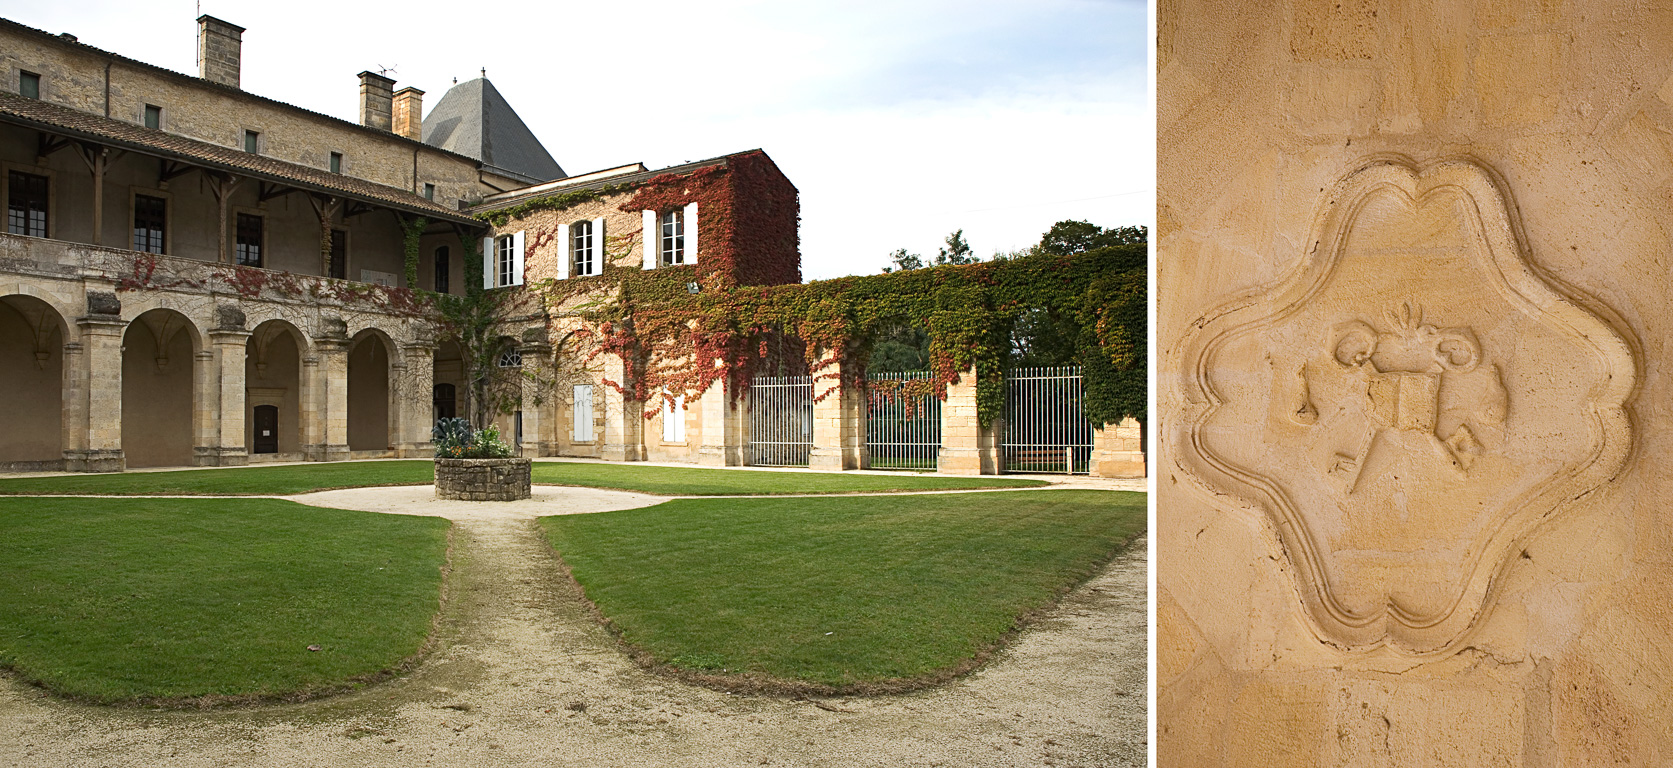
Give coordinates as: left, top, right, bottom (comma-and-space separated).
7, 0, 1150, 281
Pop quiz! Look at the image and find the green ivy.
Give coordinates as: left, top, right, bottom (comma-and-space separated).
401, 216, 427, 291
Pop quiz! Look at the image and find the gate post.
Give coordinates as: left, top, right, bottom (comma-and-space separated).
697, 364, 746, 466
1090, 416, 1146, 478
808, 352, 864, 470
938, 366, 1000, 475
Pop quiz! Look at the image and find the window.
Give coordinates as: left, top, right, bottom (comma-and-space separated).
235, 213, 263, 267
434, 245, 450, 294
572, 385, 594, 442
7, 171, 48, 237
662, 393, 686, 442
496, 235, 515, 287
571, 220, 593, 277
18, 71, 39, 99
329, 152, 342, 173
243, 130, 260, 153
423, 183, 435, 200
143, 104, 162, 130
660, 209, 684, 265
497, 348, 522, 368
132, 194, 166, 254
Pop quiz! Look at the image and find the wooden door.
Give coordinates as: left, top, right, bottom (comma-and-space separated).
253, 405, 279, 454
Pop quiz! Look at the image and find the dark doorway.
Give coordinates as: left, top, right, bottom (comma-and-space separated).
329, 230, 347, 279
433, 383, 456, 421
253, 405, 279, 454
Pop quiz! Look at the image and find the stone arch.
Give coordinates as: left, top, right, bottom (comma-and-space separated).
246, 319, 308, 457
122, 307, 201, 468
0, 293, 69, 467
434, 339, 465, 423
347, 327, 394, 452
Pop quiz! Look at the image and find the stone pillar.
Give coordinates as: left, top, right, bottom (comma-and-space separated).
304, 323, 351, 462
808, 355, 865, 471
518, 337, 554, 457
394, 341, 437, 457
1090, 416, 1145, 478
62, 315, 126, 472
192, 328, 251, 466
598, 355, 644, 462
938, 366, 1001, 475
696, 367, 746, 466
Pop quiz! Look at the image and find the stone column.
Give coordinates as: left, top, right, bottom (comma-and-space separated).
938, 366, 1001, 475
1089, 416, 1145, 478
696, 369, 746, 466
808, 355, 865, 471
192, 328, 251, 466
598, 355, 644, 462
305, 320, 351, 461
518, 336, 554, 457
62, 314, 126, 472
394, 341, 437, 458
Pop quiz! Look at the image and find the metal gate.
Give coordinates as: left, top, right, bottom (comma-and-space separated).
865, 371, 942, 471
1002, 366, 1093, 474
748, 375, 813, 467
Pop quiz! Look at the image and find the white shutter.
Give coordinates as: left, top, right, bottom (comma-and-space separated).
572, 385, 594, 442
591, 216, 606, 275
662, 393, 685, 442
481, 236, 494, 289
684, 202, 698, 264
556, 222, 570, 280
642, 209, 657, 269
512, 230, 526, 286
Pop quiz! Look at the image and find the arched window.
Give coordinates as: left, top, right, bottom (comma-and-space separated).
571, 219, 593, 276
434, 245, 450, 294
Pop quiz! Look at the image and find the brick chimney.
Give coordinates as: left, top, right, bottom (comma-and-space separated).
358, 71, 396, 131
196, 15, 244, 88
392, 87, 424, 140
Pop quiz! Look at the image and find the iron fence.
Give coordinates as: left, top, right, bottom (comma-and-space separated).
747, 374, 813, 467
1002, 366, 1093, 474
865, 370, 941, 471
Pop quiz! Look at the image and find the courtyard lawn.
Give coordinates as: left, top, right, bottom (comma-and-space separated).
0, 460, 1044, 496
0, 461, 436, 496
539, 489, 1143, 690
0, 497, 450, 703
530, 462, 1047, 495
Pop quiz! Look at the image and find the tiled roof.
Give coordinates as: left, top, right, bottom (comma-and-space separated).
0, 90, 477, 224
468, 154, 740, 213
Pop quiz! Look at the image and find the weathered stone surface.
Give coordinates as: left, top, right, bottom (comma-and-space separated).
1160, 0, 1673, 762
434, 457, 531, 501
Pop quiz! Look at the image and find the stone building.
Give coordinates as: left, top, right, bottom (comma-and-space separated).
0, 13, 1140, 477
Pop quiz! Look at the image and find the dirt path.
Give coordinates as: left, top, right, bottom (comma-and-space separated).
0, 485, 1147, 767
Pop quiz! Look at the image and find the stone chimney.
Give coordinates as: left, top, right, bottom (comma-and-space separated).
196, 15, 244, 88
392, 87, 425, 141
358, 71, 396, 131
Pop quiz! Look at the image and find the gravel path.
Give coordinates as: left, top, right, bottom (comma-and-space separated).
0, 483, 1147, 767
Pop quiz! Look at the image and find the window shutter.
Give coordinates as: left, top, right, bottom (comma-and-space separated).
642, 209, 657, 269
572, 385, 594, 442
663, 393, 685, 442
591, 216, 606, 275
512, 230, 526, 285
556, 222, 570, 280
481, 236, 494, 289
684, 202, 699, 264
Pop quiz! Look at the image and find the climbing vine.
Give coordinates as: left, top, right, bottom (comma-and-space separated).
401, 216, 428, 290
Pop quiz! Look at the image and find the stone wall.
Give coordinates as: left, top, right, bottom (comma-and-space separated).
1159, 0, 1673, 764
434, 457, 531, 501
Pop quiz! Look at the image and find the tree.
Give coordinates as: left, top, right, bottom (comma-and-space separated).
881, 248, 924, 273
1039, 220, 1147, 256
933, 229, 978, 266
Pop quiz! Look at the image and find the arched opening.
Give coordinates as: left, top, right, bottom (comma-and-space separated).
0, 294, 66, 467
122, 308, 198, 468
246, 320, 306, 457
347, 330, 391, 451
434, 339, 464, 424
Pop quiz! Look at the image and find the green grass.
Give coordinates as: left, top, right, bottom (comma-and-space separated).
0, 461, 436, 496
0, 460, 1044, 496
530, 462, 1047, 495
0, 497, 450, 703
539, 489, 1143, 690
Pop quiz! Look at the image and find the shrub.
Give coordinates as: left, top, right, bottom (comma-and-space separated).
433, 418, 515, 459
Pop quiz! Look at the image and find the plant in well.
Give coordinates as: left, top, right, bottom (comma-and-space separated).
432, 417, 514, 459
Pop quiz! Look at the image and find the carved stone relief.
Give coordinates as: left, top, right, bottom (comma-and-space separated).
1177, 158, 1635, 655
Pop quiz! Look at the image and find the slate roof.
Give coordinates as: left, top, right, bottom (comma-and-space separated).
423, 78, 565, 185
469, 155, 736, 213
0, 90, 476, 224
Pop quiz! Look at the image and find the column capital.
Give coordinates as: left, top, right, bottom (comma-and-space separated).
75, 315, 128, 334
207, 328, 252, 344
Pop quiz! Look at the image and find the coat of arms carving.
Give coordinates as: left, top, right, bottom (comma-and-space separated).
1176, 158, 1635, 655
